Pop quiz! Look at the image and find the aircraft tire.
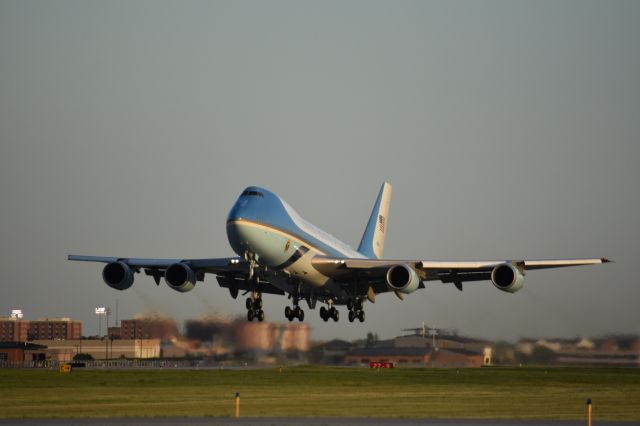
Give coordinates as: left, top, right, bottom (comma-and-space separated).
246, 298, 253, 310
298, 309, 304, 322
358, 310, 365, 322
255, 298, 263, 309
247, 310, 255, 322
257, 310, 265, 322
348, 311, 355, 322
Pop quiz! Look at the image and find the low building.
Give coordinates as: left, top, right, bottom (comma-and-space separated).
0, 342, 47, 364
430, 348, 485, 368
516, 335, 640, 366
344, 327, 492, 368
346, 347, 431, 366
345, 347, 485, 368
31, 339, 161, 362
309, 339, 356, 364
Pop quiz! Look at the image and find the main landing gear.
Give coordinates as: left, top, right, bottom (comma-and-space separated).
246, 295, 265, 322
319, 305, 339, 322
284, 305, 304, 322
347, 299, 365, 323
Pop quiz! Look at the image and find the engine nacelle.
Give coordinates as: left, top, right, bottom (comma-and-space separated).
491, 263, 525, 293
102, 261, 134, 291
386, 264, 421, 294
165, 263, 196, 293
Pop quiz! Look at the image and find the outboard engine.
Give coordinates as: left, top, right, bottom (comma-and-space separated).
491, 263, 525, 293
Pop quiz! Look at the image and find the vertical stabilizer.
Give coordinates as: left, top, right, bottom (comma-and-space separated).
357, 182, 392, 259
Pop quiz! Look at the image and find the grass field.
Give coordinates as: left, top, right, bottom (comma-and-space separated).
0, 366, 638, 420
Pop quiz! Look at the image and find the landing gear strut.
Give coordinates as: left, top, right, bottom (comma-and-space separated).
347, 298, 365, 323
246, 294, 264, 322
285, 295, 304, 322
319, 305, 339, 322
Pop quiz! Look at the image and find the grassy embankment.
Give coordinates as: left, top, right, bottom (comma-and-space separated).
0, 366, 638, 420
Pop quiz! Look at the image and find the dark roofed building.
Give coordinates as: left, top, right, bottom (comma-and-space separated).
345, 346, 432, 366
0, 342, 47, 365
345, 346, 485, 368
309, 339, 357, 364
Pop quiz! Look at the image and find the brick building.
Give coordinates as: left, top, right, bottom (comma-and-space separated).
0, 342, 47, 364
0, 318, 30, 342
119, 317, 179, 340
28, 318, 82, 340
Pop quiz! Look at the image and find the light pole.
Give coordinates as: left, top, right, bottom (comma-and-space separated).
95, 307, 106, 337
95, 307, 110, 340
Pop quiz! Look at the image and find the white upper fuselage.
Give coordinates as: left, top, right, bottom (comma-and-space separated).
226, 186, 365, 290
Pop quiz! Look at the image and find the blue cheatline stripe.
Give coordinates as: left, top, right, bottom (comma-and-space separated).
273, 246, 310, 270
227, 218, 348, 258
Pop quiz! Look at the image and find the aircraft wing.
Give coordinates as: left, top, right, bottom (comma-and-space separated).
311, 256, 611, 293
67, 255, 285, 295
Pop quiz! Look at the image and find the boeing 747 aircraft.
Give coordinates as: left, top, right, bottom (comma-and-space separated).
69, 183, 609, 323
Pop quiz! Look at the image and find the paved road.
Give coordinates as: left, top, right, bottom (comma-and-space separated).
0, 418, 635, 426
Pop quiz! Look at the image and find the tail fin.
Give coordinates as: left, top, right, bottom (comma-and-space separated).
357, 182, 392, 259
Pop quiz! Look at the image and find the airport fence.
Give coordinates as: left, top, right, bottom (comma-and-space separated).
0, 359, 219, 369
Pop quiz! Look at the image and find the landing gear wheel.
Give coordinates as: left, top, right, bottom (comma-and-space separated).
254, 298, 263, 310
347, 300, 353, 311
319, 306, 328, 322
257, 310, 265, 322
298, 309, 305, 322
348, 310, 355, 322
358, 310, 365, 322
247, 310, 255, 322
330, 307, 339, 322
285, 306, 292, 318
246, 298, 253, 310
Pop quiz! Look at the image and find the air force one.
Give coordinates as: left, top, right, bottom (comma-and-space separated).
69, 183, 610, 323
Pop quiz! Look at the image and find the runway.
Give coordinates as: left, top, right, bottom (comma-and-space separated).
0, 418, 634, 426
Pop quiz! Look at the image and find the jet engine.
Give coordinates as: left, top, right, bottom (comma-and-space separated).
165, 263, 196, 293
102, 261, 134, 291
491, 263, 525, 293
386, 264, 421, 294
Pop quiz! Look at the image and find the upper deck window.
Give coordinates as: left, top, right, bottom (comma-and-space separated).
242, 190, 264, 198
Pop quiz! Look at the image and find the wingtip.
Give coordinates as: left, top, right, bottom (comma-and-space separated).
601, 257, 613, 263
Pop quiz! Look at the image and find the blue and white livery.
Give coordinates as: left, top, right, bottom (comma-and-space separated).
69, 183, 610, 323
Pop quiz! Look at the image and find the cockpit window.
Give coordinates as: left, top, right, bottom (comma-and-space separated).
241, 190, 264, 197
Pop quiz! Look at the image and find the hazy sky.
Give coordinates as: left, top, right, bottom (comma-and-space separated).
1, 0, 639, 342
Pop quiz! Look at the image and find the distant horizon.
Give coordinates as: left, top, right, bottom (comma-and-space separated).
4, 309, 637, 345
